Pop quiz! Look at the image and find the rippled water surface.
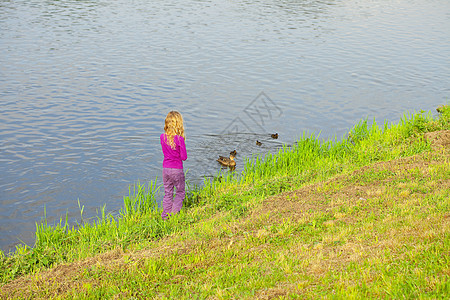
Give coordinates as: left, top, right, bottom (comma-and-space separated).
1, 0, 449, 252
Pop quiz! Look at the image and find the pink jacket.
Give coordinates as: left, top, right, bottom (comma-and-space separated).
160, 134, 187, 169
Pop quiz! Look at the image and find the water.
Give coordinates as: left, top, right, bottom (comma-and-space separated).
1, 0, 449, 253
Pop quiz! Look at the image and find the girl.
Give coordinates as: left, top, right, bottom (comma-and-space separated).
160, 111, 187, 220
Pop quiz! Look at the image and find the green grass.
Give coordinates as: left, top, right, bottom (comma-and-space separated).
1, 105, 449, 298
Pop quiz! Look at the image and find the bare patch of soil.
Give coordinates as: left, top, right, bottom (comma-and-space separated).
425, 130, 450, 150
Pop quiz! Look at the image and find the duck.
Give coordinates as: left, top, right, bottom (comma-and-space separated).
230, 150, 237, 156
436, 105, 447, 113
256, 140, 262, 146
271, 133, 278, 139
217, 154, 236, 167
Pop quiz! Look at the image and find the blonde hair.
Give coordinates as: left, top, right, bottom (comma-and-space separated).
164, 111, 185, 149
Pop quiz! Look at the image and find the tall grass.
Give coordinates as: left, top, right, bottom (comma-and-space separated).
121, 180, 160, 216
241, 111, 435, 187
0, 106, 448, 284
0, 180, 177, 283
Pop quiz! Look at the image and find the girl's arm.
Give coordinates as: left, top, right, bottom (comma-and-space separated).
179, 136, 187, 161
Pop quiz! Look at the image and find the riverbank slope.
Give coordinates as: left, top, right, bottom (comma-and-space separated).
1, 108, 449, 299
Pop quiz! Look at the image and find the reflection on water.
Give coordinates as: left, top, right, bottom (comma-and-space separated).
1, 0, 449, 253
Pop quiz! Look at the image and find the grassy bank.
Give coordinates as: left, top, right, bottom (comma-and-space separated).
1, 106, 449, 299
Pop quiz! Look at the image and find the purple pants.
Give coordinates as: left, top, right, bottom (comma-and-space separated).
162, 168, 185, 220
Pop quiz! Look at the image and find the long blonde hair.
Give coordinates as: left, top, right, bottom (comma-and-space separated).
164, 111, 185, 149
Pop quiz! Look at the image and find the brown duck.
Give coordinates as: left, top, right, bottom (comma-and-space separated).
271, 133, 278, 139
230, 150, 237, 156
256, 140, 262, 146
217, 154, 236, 167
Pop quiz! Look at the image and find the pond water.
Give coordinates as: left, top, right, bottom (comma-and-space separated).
1, 0, 449, 253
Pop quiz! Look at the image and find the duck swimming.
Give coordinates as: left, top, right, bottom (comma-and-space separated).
217, 154, 236, 167
256, 140, 262, 146
230, 150, 237, 156
271, 133, 278, 139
